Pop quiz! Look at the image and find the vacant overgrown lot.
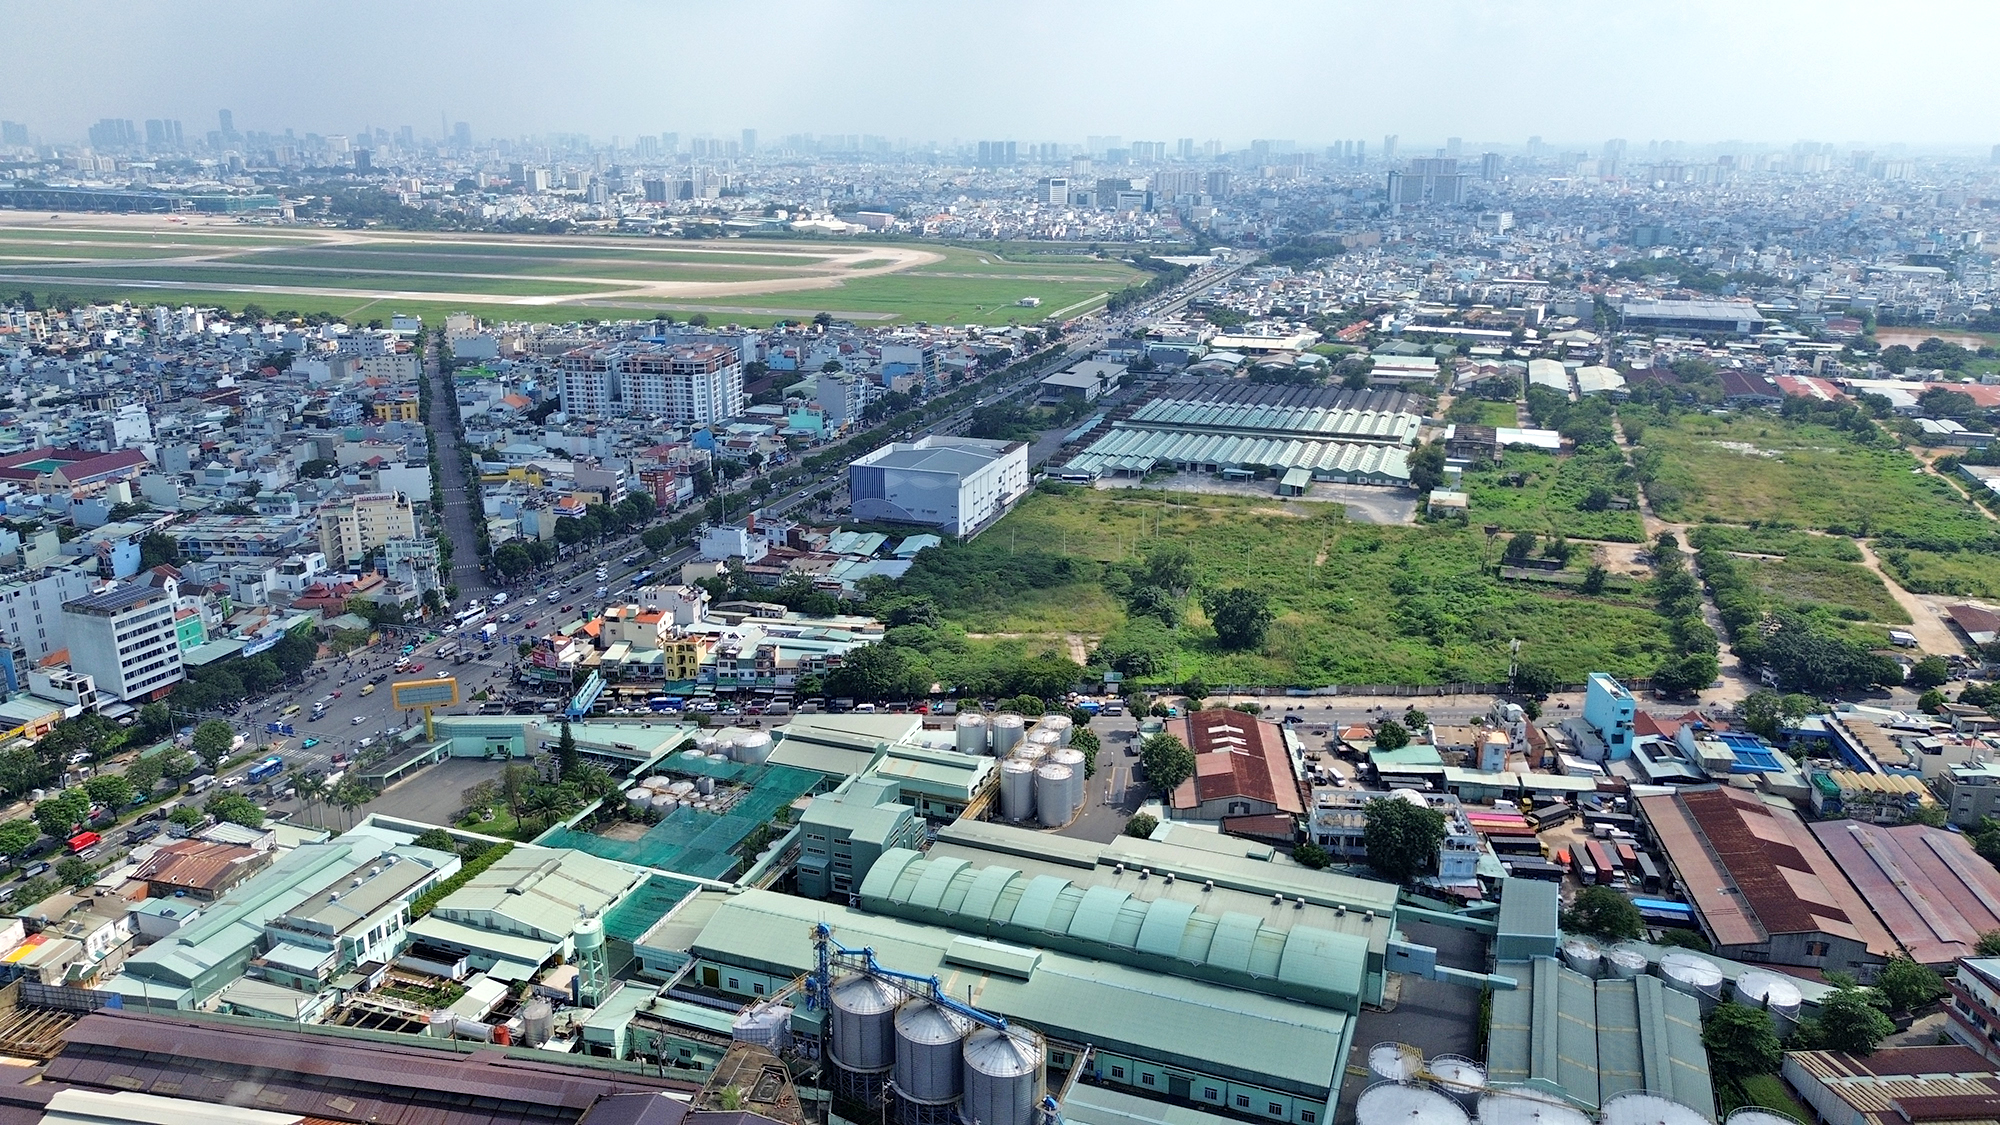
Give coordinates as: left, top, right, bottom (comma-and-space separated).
1459, 447, 1646, 542
887, 488, 1675, 687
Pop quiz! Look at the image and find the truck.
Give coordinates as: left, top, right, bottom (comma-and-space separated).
480, 622, 499, 644
265, 721, 296, 736
436, 641, 460, 658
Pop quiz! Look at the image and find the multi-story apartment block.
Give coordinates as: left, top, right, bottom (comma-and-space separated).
0, 564, 98, 661
62, 580, 185, 701
317, 492, 417, 567
557, 343, 743, 425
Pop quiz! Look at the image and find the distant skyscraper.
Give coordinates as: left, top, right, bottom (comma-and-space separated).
355, 149, 372, 172
1204, 168, 1231, 198
1386, 158, 1469, 207
1446, 136, 1463, 158
144, 119, 182, 148
0, 121, 26, 146
87, 118, 137, 150
397, 124, 414, 147
741, 128, 757, 154
452, 121, 472, 149
1382, 134, 1398, 163
1037, 177, 1069, 205
1480, 152, 1502, 180
217, 108, 234, 137
1177, 138, 1194, 160
661, 132, 679, 154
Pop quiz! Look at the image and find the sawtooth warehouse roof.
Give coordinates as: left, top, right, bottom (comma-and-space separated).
1060, 380, 1418, 482
1486, 956, 1714, 1119
680, 887, 1354, 1100
1062, 428, 1409, 483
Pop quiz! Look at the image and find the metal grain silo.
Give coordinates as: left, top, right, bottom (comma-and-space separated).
999, 758, 1037, 821
1035, 764, 1073, 828
1604, 945, 1648, 980
1356, 1081, 1468, 1125
1474, 1092, 1593, 1125
1037, 713, 1073, 747
1025, 728, 1062, 755
1049, 748, 1087, 812
1558, 937, 1601, 978
892, 999, 967, 1124
989, 713, 1025, 756
956, 713, 989, 755
1598, 1093, 1708, 1125
962, 1025, 1045, 1125
1733, 970, 1803, 1021
1012, 745, 1048, 769
830, 973, 899, 1074
520, 999, 554, 1047
1657, 951, 1725, 1012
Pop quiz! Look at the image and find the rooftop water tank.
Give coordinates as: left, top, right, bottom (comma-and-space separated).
961, 1025, 1045, 1125
990, 713, 1025, 755
956, 713, 989, 755
893, 999, 968, 1106
1356, 1081, 1469, 1125
1035, 764, 1073, 828
829, 973, 898, 1073
999, 759, 1037, 822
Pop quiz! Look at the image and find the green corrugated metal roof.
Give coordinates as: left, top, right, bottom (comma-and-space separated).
945, 936, 1041, 979
1067, 886, 1132, 945
1134, 898, 1198, 958
1487, 959, 1716, 1117
1594, 978, 1643, 1101
1009, 874, 1074, 932
910, 857, 970, 910
1555, 958, 1600, 1107
1206, 913, 1263, 974
959, 865, 1023, 922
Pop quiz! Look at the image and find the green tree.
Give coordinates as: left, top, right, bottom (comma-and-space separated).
499, 763, 537, 825
1124, 812, 1160, 839
1503, 531, 1538, 565
1139, 733, 1196, 796
1910, 655, 1951, 688
168, 805, 206, 830
83, 775, 133, 810
1792, 986, 1893, 1055
158, 749, 197, 781
33, 790, 90, 840
1580, 565, 1608, 594
1361, 797, 1447, 883
0, 819, 40, 856
55, 856, 97, 888
1919, 688, 1947, 714
1653, 651, 1719, 696
1373, 719, 1409, 750
1201, 587, 1274, 650
412, 828, 459, 853
205, 792, 265, 828
557, 720, 579, 780
1561, 885, 1645, 940
1656, 928, 1712, 952
1408, 441, 1448, 493
123, 755, 164, 797
1976, 930, 2000, 957
824, 642, 924, 701
1701, 1001, 1783, 1087
1070, 727, 1101, 778
1875, 955, 1945, 1012
1293, 842, 1332, 869
138, 532, 183, 570
136, 702, 172, 740
190, 721, 237, 770
1143, 543, 1198, 598
1514, 664, 1560, 697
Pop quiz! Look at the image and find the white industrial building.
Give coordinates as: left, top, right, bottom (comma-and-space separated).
849, 436, 1029, 538
61, 579, 186, 701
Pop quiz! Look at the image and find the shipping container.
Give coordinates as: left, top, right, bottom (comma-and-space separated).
1528, 802, 1573, 830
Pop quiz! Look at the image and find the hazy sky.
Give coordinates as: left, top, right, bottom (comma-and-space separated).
4, 0, 1996, 149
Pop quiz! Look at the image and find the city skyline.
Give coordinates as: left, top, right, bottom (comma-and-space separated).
3, 0, 1997, 148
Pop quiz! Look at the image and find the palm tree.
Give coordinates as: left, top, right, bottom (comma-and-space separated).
569, 764, 618, 805
296, 772, 328, 827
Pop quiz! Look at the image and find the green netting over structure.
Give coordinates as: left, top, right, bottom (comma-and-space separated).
543, 762, 819, 881
602, 873, 702, 943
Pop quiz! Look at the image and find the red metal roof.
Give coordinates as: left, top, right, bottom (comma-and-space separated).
1809, 820, 2000, 967
1176, 710, 1303, 814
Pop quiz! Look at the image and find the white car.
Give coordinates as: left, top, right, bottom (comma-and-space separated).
523, 596, 538, 606
221, 777, 241, 788
351, 715, 365, 725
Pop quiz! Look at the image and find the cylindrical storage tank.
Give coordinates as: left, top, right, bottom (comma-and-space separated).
892, 999, 968, 1108
1724, 1111, 1805, 1125
520, 999, 554, 1048
696, 776, 715, 796
1475, 1093, 1593, 1125
625, 787, 652, 809
999, 759, 1037, 822
669, 780, 696, 797
1368, 1043, 1423, 1085
1038, 714, 1073, 748
737, 731, 773, 764
1011, 745, 1048, 769
1025, 728, 1062, 755
492, 1022, 513, 1046
708, 752, 730, 763
713, 735, 738, 761
961, 1026, 1045, 1125
1734, 970, 1803, 1020
692, 734, 717, 756
990, 713, 1025, 755
428, 1010, 454, 1039
1427, 1055, 1485, 1110
1604, 945, 1648, 980
642, 775, 671, 789
1035, 765, 1073, 828
1658, 951, 1725, 1012
829, 973, 898, 1073
1049, 748, 1087, 812
682, 748, 707, 761
1559, 937, 1601, 978
1356, 1082, 1469, 1125
649, 793, 675, 812
1599, 1093, 1709, 1125
956, 714, 989, 755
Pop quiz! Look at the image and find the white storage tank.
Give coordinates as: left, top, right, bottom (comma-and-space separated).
732, 1003, 794, 1052
1426, 1055, 1485, 1109
696, 776, 715, 796
692, 734, 717, 756
520, 999, 554, 1048
1356, 1081, 1469, 1125
1559, 937, 1601, 978
713, 735, 739, 761
649, 793, 675, 813
1368, 1042, 1423, 1084
642, 775, 671, 789
999, 759, 1037, 822
1598, 1093, 1709, 1125
961, 1025, 1045, 1125
1658, 952, 1725, 1011
428, 1009, 454, 1038
1475, 1093, 1593, 1125
893, 999, 968, 1109
1724, 1111, 1804, 1125
956, 714, 989, 755
1734, 970, 1803, 1019
1604, 945, 1649, 980
1012, 745, 1048, 769
625, 787, 652, 809
1035, 764, 1073, 828
990, 713, 1025, 755
1049, 748, 1087, 812
736, 731, 773, 764
669, 780, 697, 797
682, 748, 708, 761
1025, 728, 1062, 755
1038, 713, 1073, 748
829, 973, 899, 1073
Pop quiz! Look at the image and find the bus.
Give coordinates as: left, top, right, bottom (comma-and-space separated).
454, 607, 488, 629
247, 756, 285, 784
279, 703, 302, 719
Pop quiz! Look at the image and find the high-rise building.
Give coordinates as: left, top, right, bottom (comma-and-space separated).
1446, 137, 1463, 158
1204, 168, 1232, 198
143, 119, 182, 148
317, 492, 418, 567
1480, 151, 1502, 181
1382, 134, 1398, 164
2, 121, 29, 146
1177, 138, 1195, 160
452, 121, 472, 149
1386, 158, 1470, 206
217, 108, 234, 138
740, 128, 757, 154
1036, 177, 1070, 205
62, 581, 185, 702
396, 124, 414, 147
558, 343, 743, 425
87, 119, 138, 150
0, 565, 96, 662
